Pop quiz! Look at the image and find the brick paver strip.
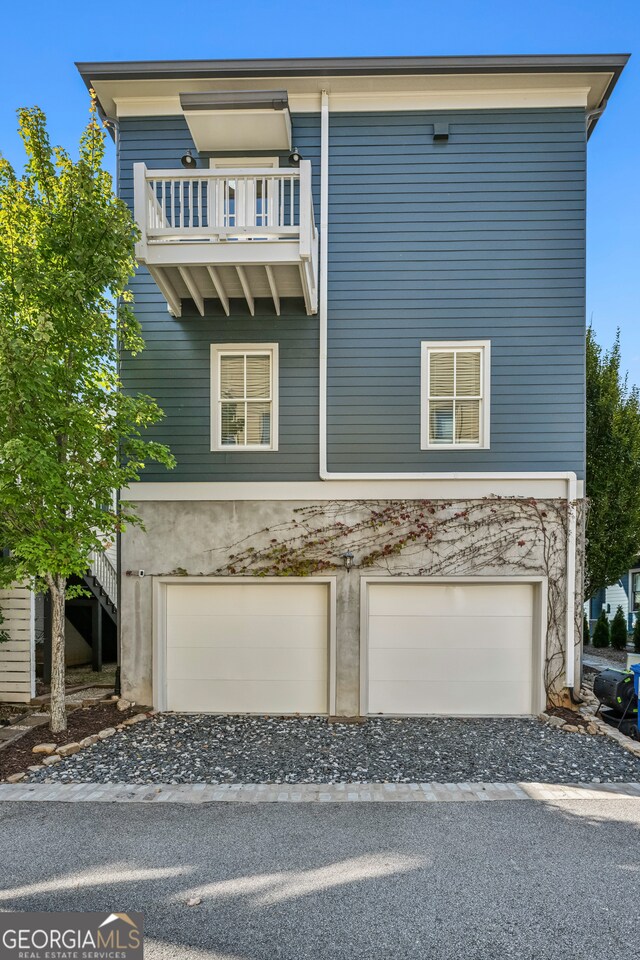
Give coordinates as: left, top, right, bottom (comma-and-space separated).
0, 781, 638, 804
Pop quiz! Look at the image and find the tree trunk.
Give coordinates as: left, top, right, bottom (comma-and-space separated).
49, 576, 67, 733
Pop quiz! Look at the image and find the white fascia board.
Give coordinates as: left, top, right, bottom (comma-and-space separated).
112, 86, 590, 118
122, 475, 581, 501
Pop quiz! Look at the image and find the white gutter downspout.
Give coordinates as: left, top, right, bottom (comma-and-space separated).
319, 90, 330, 477
316, 89, 577, 691
565, 473, 577, 690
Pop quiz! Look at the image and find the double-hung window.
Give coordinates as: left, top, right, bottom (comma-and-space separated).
421, 341, 490, 449
211, 343, 278, 451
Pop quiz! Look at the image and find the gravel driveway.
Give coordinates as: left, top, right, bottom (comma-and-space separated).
27, 714, 640, 785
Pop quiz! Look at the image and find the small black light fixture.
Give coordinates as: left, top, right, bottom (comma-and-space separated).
288, 148, 303, 165
433, 122, 449, 143
181, 149, 197, 169
342, 550, 355, 573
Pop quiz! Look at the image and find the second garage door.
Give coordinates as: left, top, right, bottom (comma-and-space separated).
366, 581, 536, 716
165, 582, 329, 714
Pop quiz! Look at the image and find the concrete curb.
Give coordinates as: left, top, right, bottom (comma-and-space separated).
0, 781, 639, 804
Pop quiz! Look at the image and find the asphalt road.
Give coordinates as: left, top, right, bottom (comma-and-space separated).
1, 798, 639, 959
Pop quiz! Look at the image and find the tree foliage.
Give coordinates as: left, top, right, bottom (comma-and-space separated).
583, 612, 590, 646
0, 98, 174, 729
592, 609, 610, 649
610, 604, 628, 651
633, 616, 640, 654
586, 329, 640, 598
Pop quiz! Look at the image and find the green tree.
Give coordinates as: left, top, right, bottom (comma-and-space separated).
0, 98, 174, 732
610, 604, 628, 651
592, 609, 611, 649
586, 328, 640, 598
583, 612, 590, 646
632, 615, 640, 654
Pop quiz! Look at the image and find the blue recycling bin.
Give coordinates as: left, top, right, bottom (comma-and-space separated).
631, 664, 640, 733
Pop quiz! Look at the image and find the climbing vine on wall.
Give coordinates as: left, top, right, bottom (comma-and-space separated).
202, 497, 579, 703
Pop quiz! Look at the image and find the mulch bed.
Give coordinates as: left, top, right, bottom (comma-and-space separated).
0, 701, 141, 781
546, 706, 590, 728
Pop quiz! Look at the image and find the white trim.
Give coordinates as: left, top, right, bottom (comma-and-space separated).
420, 340, 491, 450
629, 568, 640, 614
29, 589, 36, 700
111, 85, 592, 119
123, 476, 584, 501
208, 157, 279, 168
359, 575, 548, 717
152, 576, 337, 715
210, 343, 279, 452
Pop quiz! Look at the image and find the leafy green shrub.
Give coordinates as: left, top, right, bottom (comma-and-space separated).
583, 613, 591, 646
633, 615, 640, 654
592, 609, 611, 648
610, 605, 629, 650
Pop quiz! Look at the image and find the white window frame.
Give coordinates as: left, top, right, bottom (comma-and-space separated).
630, 568, 640, 613
210, 343, 279, 452
420, 340, 491, 450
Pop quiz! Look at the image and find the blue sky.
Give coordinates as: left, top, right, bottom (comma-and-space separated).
1, 0, 637, 381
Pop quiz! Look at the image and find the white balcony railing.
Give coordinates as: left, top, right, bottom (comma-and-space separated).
133, 161, 318, 316
89, 549, 117, 610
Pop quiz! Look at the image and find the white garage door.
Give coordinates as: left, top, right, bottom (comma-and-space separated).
367, 582, 535, 716
165, 582, 329, 714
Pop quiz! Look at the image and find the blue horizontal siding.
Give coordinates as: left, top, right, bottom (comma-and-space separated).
325, 109, 585, 476
119, 109, 586, 482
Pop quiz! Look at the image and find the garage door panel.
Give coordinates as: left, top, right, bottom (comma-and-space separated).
167, 583, 327, 617
368, 583, 532, 618
167, 645, 327, 683
367, 581, 535, 717
369, 680, 532, 716
167, 679, 327, 714
167, 614, 327, 649
369, 645, 531, 684
369, 615, 532, 650
165, 582, 329, 714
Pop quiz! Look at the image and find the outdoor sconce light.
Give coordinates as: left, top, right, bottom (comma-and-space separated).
181, 150, 197, 169
433, 122, 449, 143
288, 148, 303, 165
342, 550, 355, 572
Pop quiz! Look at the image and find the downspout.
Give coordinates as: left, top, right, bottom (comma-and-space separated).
565, 474, 577, 692
319, 91, 330, 478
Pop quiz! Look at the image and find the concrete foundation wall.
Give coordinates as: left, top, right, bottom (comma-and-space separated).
121, 498, 574, 712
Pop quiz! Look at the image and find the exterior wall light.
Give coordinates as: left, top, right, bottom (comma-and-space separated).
181, 150, 197, 169
342, 550, 355, 572
289, 148, 302, 165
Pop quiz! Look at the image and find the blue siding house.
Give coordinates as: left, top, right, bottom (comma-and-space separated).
79, 54, 627, 718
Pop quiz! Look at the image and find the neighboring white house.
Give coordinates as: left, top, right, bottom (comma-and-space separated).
0, 585, 35, 704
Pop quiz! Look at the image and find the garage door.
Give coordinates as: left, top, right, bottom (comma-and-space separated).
165, 582, 329, 713
367, 582, 535, 716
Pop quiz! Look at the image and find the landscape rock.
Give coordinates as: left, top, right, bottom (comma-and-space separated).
56, 742, 81, 757
122, 713, 149, 727
547, 716, 566, 729
116, 699, 132, 712
42, 755, 62, 766
6, 772, 25, 783
98, 727, 116, 739
32, 743, 56, 755
79, 735, 99, 748
563, 724, 580, 733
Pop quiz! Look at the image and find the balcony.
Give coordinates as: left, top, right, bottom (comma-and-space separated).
133, 161, 318, 317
